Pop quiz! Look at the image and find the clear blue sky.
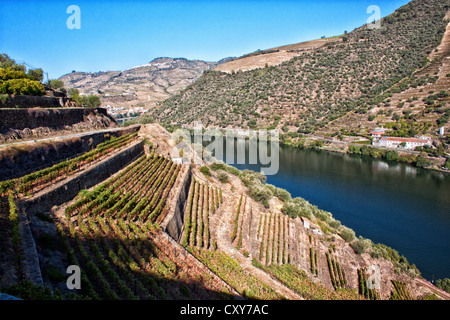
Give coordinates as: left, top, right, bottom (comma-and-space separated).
0, 0, 410, 79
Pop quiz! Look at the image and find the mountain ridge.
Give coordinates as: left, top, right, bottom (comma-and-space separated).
59, 56, 233, 109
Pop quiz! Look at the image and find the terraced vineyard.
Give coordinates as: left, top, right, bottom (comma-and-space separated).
36, 153, 239, 299
55, 213, 235, 299
390, 280, 414, 300
64, 153, 180, 224
181, 178, 223, 249
191, 247, 283, 300
231, 194, 251, 252
255, 210, 291, 266
310, 247, 319, 276
358, 267, 380, 300
326, 250, 347, 290
1, 124, 446, 301
179, 179, 290, 300
252, 261, 362, 300
0, 194, 22, 284
0, 132, 139, 197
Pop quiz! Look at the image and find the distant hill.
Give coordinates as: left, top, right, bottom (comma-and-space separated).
214, 38, 335, 73
59, 57, 233, 109
152, 0, 449, 137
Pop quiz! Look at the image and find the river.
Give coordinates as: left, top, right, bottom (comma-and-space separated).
210, 138, 450, 281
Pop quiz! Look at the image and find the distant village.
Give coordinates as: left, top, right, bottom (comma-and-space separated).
104, 105, 149, 124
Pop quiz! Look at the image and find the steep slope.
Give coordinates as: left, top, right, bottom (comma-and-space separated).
214, 38, 334, 73
59, 57, 231, 109
152, 0, 449, 134
1, 124, 448, 300
314, 9, 450, 139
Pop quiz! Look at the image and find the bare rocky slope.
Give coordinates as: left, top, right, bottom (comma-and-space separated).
214, 38, 334, 74
59, 57, 232, 109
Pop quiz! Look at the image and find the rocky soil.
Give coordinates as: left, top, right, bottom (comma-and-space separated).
60, 57, 231, 109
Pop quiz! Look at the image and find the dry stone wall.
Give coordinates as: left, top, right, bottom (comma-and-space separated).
0, 108, 115, 131
0, 125, 141, 181
0, 95, 70, 109
21, 140, 144, 216
163, 164, 192, 241
15, 140, 144, 284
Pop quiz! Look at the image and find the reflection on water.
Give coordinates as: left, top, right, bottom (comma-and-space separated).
404, 165, 418, 178
372, 160, 389, 173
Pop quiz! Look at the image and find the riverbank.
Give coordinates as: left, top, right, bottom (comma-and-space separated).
157, 122, 450, 284
281, 134, 450, 174
159, 123, 449, 173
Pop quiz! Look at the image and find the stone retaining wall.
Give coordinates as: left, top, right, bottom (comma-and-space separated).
0, 125, 141, 181
0, 95, 70, 109
162, 164, 192, 242
16, 140, 144, 285
21, 140, 144, 216
0, 108, 114, 131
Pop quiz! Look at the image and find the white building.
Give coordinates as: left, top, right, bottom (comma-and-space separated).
171, 157, 183, 164
439, 127, 445, 136
374, 137, 431, 150
301, 217, 310, 229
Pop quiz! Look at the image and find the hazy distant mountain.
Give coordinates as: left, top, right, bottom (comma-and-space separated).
59, 57, 233, 109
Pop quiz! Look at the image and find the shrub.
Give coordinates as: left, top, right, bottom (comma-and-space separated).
75, 94, 102, 108
247, 119, 257, 128
312, 140, 324, 148
68, 87, 79, 97
328, 219, 341, 229
27, 68, 44, 82
314, 209, 332, 221
0, 67, 27, 80
385, 150, 399, 161
248, 184, 272, 207
0, 93, 8, 103
49, 79, 65, 90
339, 226, 355, 242
210, 162, 225, 171
351, 236, 372, 254
266, 184, 291, 202
392, 113, 401, 121
444, 158, 450, 170
240, 169, 267, 186
217, 170, 229, 183
437, 90, 449, 98
200, 166, 211, 177
435, 278, 450, 294
415, 152, 431, 168
282, 201, 301, 218
0, 78, 44, 95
